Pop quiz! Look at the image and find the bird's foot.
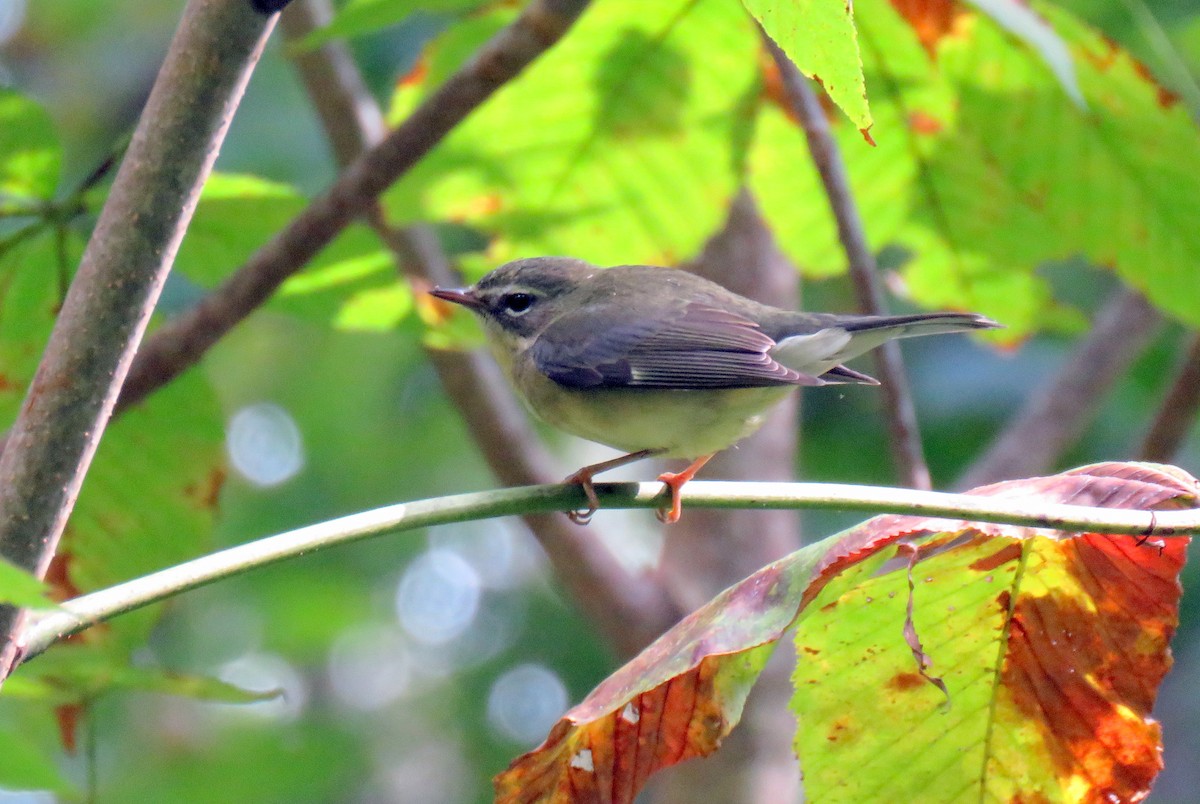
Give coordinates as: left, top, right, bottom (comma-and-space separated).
561, 448, 660, 525
655, 454, 715, 524
563, 467, 601, 525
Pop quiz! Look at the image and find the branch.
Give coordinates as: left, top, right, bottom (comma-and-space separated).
1139, 332, 1200, 462
959, 287, 1162, 488
116, 0, 591, 413
277, 0, 675, 656
763, 32, 932, 491
0, 0, 278, 680
18, 478, 1200, 662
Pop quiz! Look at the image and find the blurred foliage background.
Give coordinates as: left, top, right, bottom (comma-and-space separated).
2, 0, 1200, 801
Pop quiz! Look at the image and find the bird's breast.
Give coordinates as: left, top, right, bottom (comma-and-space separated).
511, 363, 791, 458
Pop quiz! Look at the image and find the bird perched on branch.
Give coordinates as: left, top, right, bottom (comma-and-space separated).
432, 257, 1000, 524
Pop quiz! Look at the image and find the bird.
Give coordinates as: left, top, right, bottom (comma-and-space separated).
431, 257, 1000, 525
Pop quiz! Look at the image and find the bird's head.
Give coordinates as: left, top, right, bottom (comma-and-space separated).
430, 257, 598, 340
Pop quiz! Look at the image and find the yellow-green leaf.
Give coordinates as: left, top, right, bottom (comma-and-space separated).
744, 0, 873, 131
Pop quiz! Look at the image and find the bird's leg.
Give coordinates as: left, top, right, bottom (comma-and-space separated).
656, 454, 715, 524
563, 448, 661, 525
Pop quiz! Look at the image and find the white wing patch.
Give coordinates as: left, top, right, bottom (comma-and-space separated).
770, 328, 852, 376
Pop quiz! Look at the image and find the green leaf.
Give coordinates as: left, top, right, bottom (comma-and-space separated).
0, 229, 76, 421
963, 0, 1084, 108
752, 0, 1200, 336
179, 173, 395, 324
0, 560, 55, 609
0, 214, 224, 654
385, 0, 759, 266
927, 0, 1200, 330
0, 89, 61, 210
0, 561, 55, 612
496, 462, 1193, 801
793, 464, 1192, 801
744, 0, 873, 131
0, 729, 72, 794
120, 666, 281, 705
66, 369, 225, 651
13, 646, 280, 705
334, 281, 413, 331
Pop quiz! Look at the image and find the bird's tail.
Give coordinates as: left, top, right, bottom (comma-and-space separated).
840, 311, 1001, 338
773, 312, 1000, 385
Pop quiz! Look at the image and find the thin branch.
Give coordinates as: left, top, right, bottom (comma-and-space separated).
0, 0, 278, 681
762, 32, 932, 491
116, 0, 592, 414
278, 0, 675, 656
1139, 332, 1200, 462
959, 287, 1162, 488
18, 478, 1200, 662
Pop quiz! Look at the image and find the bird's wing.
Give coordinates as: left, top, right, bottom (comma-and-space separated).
531, 302, 824, 389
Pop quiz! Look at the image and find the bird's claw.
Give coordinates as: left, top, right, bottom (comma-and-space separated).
567, 507, 595, 526
563, 468, 601, 527
655, 471, 687, 524
654, 454, 714, 525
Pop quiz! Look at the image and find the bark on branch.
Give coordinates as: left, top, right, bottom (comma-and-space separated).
0, 0, 279, 680
117, 0, 592, 413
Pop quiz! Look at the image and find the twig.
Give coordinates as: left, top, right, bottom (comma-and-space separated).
959, 287, 1161, 488
1139, 332, 1200, 462
18, 477, 1200, 662
0, 0, 278, 682
762, 32, 932, 491
116, 0, 592, 414
278, 0, 676, 655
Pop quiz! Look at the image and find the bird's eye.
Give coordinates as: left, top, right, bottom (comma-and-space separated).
500, 292, 536, 315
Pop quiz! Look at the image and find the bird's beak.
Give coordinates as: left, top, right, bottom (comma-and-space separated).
430, 286, 483, 311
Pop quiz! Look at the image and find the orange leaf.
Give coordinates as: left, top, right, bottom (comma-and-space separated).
495, 463, 1196, 801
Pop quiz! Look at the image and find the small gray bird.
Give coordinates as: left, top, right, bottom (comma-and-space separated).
432, 257, 999, 524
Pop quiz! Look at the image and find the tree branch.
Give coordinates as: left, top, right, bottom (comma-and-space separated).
1139, 332, 1200, 462
0, 0, 279, 680
116, 0, 592, 413
278, 0, 676, 656
763, 32, 932, 490
959, 287, 1162, 488
17, 477, 1200, 663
